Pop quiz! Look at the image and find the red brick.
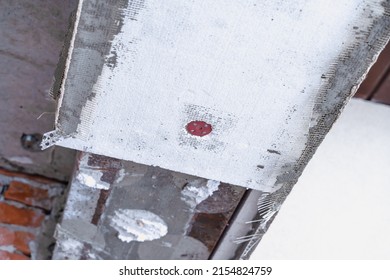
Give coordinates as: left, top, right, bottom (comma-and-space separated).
0, 168, 61, 185
0, 250, 29, 260
14, 231, 34, 255
0, 227, 34, 255
0, 202, 44, 227
0, 227, 14, 245
5, 181, 52, 211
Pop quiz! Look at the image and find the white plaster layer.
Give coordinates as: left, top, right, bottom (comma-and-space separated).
115, 169, 126, 183
62, 155, 102, 221
76, 153, 110, 190
181, 179, 220, 208
56, 0, 385, 191
110, 209, 168, 243
56, 237, 84, 260
77, 173, 109, 190
58, 237, 82, 252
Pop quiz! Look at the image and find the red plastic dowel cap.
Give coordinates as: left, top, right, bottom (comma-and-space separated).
186, 121, 212, 137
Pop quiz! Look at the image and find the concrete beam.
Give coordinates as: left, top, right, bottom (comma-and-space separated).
53, 152, 246, 259
44, 0, 390, 192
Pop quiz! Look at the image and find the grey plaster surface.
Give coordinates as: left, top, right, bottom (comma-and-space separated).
0, 0, 78, 180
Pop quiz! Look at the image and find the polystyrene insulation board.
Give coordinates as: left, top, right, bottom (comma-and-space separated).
43, 0, 390, 191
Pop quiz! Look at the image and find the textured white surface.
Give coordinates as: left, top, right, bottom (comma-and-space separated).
76, 153, 110, 190
181, 179, 220, 208
77, 173, 109, 190
111, 209, 168, 243
251, 99, 390, 259
56, 0, 384, 191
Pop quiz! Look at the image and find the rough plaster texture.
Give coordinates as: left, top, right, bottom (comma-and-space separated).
251, 99, 390, 259
53, 152, 245, 259
45, 0, 390, 191
0, 0, 77, 180
110, 209, 168, 243
181, 180, 220, 208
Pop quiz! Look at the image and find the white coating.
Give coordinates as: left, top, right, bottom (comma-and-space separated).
76, 153, 110, 190
55, 0, 384, 191
181, 179, 220, 208
110, 209, 168, 243
115, 169, 126, 183
77, 173, 109, 190
58, 237, 83, 252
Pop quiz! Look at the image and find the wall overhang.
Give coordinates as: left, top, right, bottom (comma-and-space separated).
43, 0, 390, 191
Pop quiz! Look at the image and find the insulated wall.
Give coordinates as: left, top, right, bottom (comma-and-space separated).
44, 0, 390, 191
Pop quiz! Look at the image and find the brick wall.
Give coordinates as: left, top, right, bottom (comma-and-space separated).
0, 169, 66, 259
